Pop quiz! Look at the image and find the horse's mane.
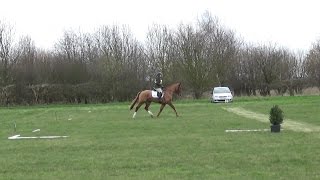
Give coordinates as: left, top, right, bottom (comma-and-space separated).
165, 82, 181, 92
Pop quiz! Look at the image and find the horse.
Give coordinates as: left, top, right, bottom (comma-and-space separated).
129, 82, 181, 118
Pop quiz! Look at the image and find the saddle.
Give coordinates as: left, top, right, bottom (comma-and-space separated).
151, 90, 164, 99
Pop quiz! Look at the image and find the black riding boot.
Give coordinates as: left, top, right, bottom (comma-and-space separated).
157, 92, 162, 99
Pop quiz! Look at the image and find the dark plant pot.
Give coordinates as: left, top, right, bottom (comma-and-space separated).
270, 124, 281, 133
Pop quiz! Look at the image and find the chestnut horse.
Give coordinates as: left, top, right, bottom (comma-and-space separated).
129, 82, 181, 118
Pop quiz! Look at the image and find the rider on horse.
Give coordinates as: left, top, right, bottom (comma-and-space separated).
153, 72, 164, 100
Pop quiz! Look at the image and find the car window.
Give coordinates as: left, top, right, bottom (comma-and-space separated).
214, 87, 230, 93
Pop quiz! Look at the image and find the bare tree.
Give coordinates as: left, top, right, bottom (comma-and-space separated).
94, 25, 147, 101
0, 21, 18, 85
175, 23, 209, 98
174, 12, 239, 98
252, 44, 282, 96
234, 45, 259, 96
13, 36, 37, 85
276, 49, 306, 95
198, 12, 238, 86
54, 30, 89, 84
305, 39, 320, 90
145, 24, 178, 86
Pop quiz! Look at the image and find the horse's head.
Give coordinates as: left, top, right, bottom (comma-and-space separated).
175, 82, 182, 96
165, 82, 182, 96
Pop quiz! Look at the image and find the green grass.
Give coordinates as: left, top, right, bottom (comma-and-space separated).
1, 96, 320, 179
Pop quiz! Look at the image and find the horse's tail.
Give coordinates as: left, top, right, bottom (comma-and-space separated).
130, 91, 141, 110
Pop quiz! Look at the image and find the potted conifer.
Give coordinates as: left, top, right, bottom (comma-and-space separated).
269, 105, 284, 133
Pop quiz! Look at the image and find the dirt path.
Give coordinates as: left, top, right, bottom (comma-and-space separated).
223, 107, 320, 132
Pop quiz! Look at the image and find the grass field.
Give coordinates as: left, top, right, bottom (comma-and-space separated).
1, 95, 320, 179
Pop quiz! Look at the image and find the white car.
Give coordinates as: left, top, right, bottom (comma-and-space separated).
211, 87, 233, 103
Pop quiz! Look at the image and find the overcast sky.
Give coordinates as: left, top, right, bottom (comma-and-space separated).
1, 0, 320, 52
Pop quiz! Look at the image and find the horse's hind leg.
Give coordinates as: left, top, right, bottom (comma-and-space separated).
133, 102, 143, 119
144, 101, 153, 118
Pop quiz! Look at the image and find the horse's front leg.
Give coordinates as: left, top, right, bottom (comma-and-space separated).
168, 102, 179, 117
157, 104, 166, 117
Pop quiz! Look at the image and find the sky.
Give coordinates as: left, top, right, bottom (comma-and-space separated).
1, 0, 320, 52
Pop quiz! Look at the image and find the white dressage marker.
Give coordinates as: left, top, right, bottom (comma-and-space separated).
8, 134, 68, 140
225, 129, 270, 133
32, 129, 40, 132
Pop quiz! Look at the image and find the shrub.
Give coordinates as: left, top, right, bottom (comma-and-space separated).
269, 105, 284, 125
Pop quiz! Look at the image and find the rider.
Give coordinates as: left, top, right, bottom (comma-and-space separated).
153, 72, 164, 99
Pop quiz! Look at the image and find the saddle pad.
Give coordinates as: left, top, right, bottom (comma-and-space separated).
151, 90, 164, 98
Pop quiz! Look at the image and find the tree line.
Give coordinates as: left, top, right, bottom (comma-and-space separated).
1, 12, 320, 105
